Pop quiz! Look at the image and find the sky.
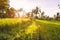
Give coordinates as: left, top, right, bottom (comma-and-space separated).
9, 0, 60, 17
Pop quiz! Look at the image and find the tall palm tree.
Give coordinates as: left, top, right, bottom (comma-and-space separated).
41, 11, 44, 19
34, 7, 39, 17
41, 12, 44, 16
32, 7, 39, 18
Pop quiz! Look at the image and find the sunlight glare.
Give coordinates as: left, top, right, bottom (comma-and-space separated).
25, 22, 39, 34
9, 0, 58, 17
9, 0, 37, 12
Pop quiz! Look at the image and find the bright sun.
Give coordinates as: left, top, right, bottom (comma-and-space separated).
9, 0, 37, 12
9, 0, 58, 17
9, 0, 39, 17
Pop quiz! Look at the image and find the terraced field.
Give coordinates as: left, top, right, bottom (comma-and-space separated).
0, 18, 60, 40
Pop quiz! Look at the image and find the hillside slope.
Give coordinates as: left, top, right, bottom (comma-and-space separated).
0, 18, 60, 40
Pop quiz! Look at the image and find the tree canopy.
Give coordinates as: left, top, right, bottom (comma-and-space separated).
0, 0, 9, 18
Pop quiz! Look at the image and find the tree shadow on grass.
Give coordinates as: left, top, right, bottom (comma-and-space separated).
0, 20, 32, 40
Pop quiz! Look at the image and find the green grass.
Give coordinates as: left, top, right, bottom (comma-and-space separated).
35, 19, 60, 40
0, 18, 60, 40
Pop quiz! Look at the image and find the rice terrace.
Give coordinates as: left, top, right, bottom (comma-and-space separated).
0, 0, 60, 40
0, 18, 60, 40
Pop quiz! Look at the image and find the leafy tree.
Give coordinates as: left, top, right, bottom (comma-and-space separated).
0, 0, 9, 18
19, 8, 23, 11
57, 12, 59, 16
56, 12, 60, 20
27, 12, 31, 17
7, 7, 16, 18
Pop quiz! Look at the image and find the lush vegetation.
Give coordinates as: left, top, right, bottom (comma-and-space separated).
0, 18, 60, 40
0, 1, 60, 40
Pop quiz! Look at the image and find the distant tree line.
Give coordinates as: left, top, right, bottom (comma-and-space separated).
0, 0, 60, 21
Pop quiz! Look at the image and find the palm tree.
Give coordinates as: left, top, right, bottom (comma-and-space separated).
32, 7, 39, 18
38, 9, 41, 18
41, 11, 44, 17
34, 7, 39, 18
31, 9, 34, 17
40, 11, 45, 19
9, 7, 15, 18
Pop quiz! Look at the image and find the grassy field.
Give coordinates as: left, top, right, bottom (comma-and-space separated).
0, 18, 60, 40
